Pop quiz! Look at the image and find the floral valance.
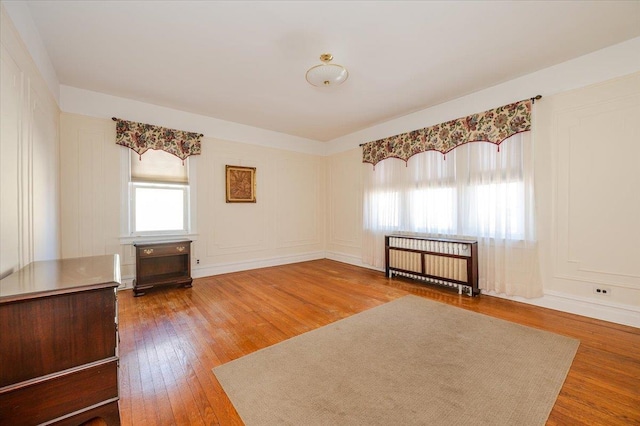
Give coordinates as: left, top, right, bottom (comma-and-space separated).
362, 99, 532, 166
113, 118, 203, 161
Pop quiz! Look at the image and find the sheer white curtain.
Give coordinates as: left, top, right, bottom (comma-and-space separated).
363, 132, 541, 297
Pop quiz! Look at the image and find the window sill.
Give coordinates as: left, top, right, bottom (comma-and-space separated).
119, 233, 199, 245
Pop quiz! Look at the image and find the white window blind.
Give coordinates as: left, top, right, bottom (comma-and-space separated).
130, 149, 188, 183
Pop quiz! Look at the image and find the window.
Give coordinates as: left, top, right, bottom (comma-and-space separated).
364, 133, 531, 242
409, 187, 457, 234
466, 181, 525, 239
362, 125, 540, 298
364, 191, 400, 229
129, 149, 190, 235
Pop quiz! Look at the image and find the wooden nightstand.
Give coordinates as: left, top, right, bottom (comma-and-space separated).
133, 240, 192, 296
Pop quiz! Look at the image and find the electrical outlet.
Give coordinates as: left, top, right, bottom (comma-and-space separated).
593, 286, 611, 296
196, 259, 200, 265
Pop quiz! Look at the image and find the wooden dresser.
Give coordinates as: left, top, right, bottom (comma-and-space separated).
133, 240, 192, 296
0, 255, 121, 425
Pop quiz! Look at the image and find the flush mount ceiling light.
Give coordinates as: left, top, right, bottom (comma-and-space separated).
305, 53, 349, 87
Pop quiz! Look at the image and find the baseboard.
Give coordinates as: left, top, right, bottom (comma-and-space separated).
192, 251, 326, 278
117, 250, 639, 329
324, 251, 383, 272
118, 251, 372, 290
483, 289, 640, 329
117, 276, 134, 290
117, 252, 326, 290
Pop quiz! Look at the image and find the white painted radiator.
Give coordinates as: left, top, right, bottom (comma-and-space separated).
385, 235, 479, 296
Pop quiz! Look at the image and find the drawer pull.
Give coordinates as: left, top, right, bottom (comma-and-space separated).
143, 249, 154, 255
176, 246, 185, 252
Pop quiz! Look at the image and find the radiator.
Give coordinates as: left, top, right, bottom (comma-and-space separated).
385, 234, 479, 296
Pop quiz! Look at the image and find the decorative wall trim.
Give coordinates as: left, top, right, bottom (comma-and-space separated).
274, 160, 323, 249
550, 84, 640, 291
1, 2, 60, 103
2, 7, 60, 271
328, 37, 640, 156
60, 86, 326, 156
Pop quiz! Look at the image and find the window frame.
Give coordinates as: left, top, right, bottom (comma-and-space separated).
363, 140, 528, 241
119, 148, 198, 244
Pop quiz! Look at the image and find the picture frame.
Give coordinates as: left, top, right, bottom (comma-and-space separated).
225, 165, 256, 203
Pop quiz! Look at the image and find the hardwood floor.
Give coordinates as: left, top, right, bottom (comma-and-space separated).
117, 259, 640, 425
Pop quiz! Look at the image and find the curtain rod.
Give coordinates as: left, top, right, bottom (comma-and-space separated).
358, 95, 542, 147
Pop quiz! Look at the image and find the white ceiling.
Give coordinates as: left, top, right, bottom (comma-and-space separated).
22, 1, 640, 142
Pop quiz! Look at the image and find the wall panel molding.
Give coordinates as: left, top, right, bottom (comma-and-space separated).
59, 114, 119, 260
1, 7, 60, 277
551, 74, 640, 292
274, 158, 323, 249
532, 72, 640, 312
327, 151, 362, 250
204, 153, 269, 257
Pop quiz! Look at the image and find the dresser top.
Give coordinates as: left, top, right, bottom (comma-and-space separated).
0, 255, 121, 303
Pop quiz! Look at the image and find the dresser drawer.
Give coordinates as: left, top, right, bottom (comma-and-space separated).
0, 359, 118, 425
137, 242, 190, 257
0, 288, 117, 387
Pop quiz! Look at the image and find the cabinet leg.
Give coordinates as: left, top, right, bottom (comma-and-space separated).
132, 279, 145, 297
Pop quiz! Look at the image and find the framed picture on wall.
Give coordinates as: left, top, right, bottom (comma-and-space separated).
225, 165, 256, 203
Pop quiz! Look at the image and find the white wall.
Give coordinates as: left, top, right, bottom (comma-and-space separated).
325, 148, 364, 267
327, 37, 640, 154
0, 5, 60, 278
59, 114, 121, 262
534, 73, 640, 322
325, 70, 640, 327
59, 113, 326, 284
193, 138, 326, 277
1, 1, 59, 103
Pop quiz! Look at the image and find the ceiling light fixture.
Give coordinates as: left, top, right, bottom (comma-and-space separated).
305, 53, 349, 87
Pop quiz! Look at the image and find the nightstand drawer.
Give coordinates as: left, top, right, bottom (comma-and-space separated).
137, 242, 190, 257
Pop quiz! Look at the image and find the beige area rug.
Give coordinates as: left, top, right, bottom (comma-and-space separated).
213, 295, 579, 425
